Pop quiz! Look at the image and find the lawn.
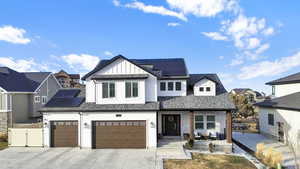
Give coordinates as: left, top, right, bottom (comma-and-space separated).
0, 141, 8, 150
164, 153, 257, 169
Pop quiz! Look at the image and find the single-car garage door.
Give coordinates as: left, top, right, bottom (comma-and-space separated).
92, 121, 146, 149
51, 121, 78, 147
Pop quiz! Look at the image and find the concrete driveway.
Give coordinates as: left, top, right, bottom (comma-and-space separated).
0, 148, 156, 169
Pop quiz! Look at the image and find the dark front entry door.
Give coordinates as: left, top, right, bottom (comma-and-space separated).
162, 115, 180, 136
278, 122, 284, 142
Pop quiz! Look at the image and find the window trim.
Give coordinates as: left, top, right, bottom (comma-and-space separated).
206, 87, 211, 92
102, 82, 116, 99
168, 82, 174, 91
125, 81, 139, 98
34, 96, 40, 103
268, 113, 274, 126
199, 87, 204, 92
160, 82, 166, 91
42, 96, 47, 104
175, 82, 181, 91
206, 115, 216, 129
195, 115, 204, 130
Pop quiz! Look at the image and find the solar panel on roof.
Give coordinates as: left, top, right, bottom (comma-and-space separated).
54, 89, 80, 98
45, 98, 84, 107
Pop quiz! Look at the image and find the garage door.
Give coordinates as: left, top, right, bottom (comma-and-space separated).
51, 121, 78, 147
92, 121, 146, 149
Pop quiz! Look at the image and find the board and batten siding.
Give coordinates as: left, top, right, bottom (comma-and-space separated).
194, 78, 216, 96
85, 58, 157, 104
274, 83, 300, 97
259, 107, 300, 151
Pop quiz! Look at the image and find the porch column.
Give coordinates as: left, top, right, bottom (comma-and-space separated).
226, 110, 232, 143
190, 111, 194, 139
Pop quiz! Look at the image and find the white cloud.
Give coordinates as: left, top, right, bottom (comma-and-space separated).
255, 43, 270, 55
238, 51, 300, 79
0, 25, 31, 44
247, 37, 260, 49
104, 51, 114, 57
125, 1, 187, 21
61, 54, 100, 71
167, 22, 181, 27
219, 55, 224, 60
218, 73, 234, 85
113, 0, 120, 6
0, 57, 53, 72
230, 58, 243, 66
262, 27, 274, 36
166, 0, 240, 17
202, 32, 228, 41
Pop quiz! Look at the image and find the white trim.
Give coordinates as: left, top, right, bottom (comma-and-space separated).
0, 86, 7, 93
34, 74, 62, 93
34, 96, 41, 103
42, 96, 47, 104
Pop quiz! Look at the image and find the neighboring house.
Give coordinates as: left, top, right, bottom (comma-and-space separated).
54, 70, 81, 88
255, 72, 300, 152
40, 55, 235, 149
0, 67, 61, 134
231, 88, 265, 103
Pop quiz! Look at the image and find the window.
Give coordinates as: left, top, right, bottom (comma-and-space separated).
42, 96, 47, 104
160, 82, 166, 91
168, 82, 174, 91
195, 115, 204, 129
125, 81, 139, 98
206, 87, 211, 92
175, 82, 181, 91
34, 96, 40, 103
268, 114, 274, 126
199, 87, 204, 92
102, 82, 115, 98
272, 86, 275, 96
207, 115, 216, 129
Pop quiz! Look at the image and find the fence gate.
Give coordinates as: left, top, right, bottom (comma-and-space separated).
8, 128, 43, 147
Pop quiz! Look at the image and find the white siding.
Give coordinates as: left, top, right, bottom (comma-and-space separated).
86, 80, 95, 102
259, 108, 300, 151
274, 83, 300, 97
85, 58, 157, 103
194, 111, 226, 135
43, 111, 157, 148
95, 80, 146, 104
194, 79, 216, 96
157, 80, 187, 96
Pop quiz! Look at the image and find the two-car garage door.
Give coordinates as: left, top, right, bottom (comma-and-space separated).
92, 121, 146, 149
50, 120, 146, 148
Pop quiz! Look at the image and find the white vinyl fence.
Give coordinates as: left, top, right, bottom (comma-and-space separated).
8, 128, 43, 147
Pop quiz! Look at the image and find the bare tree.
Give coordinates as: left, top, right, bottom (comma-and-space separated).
283, 126, 300, 169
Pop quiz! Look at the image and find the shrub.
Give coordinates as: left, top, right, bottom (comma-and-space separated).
255, 144, 283, 168
184, 138, 194, 150
255, 143, 265, 160
208, 143, 214, 153
0, 133, 8, 142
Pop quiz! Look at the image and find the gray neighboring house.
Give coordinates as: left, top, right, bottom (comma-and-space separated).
0, 67, 61, 133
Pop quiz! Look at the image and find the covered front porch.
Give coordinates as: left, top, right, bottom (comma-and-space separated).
157, 110, 233, 144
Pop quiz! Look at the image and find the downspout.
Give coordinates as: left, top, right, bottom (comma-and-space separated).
79, 112, 82, 149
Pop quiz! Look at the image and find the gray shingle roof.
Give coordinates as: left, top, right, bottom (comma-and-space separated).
255, 92, 300, 111
159, 93, 235, 110
188, 74, 227, 95
82, 55, 189, 80
0, 67, 51, 92
266, 72, 300, 85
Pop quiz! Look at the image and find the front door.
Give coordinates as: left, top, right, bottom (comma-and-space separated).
278, 122, 284, 143
162, 115, 180, 136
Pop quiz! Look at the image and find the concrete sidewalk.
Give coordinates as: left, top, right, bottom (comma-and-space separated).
233, 132, 298, 169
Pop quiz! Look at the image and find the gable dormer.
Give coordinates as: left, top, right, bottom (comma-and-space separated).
194, 78, 216, 96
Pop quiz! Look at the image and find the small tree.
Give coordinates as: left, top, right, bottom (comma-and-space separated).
283, 126, 300, 169
230, 93, 256, 119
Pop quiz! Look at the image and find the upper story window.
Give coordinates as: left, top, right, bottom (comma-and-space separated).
125, 81, 138, 98
168, 82, 174, 91
272, 86, 275, 96
206, 87, 211, 92
42, 96, 47, 104
195, 115, 204, 130
268, 113, 274, 126
175, 82, 181, 91
199, 87, 204, 92
160, 82, 166, 91
102, 82, 115, 98
34, 96, 40, 103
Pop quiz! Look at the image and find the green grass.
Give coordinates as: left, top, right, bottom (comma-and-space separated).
0, 141, 8, 150
164, 153, 257, 169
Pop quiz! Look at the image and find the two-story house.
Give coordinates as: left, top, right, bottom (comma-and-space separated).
256, 72, 300, 152
0, 67, 61, 134
41, 55, 235, 149
54, 70, 81, 88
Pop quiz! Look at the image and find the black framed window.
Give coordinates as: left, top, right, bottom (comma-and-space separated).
207, 115, 215, 129
206, 87, 211, 92
272, 86, 275, 96
102, 82, 115, 98
268, 114, 274, 126
125, 81, 139, 98
195, 115, 204, 129
199, 87, 204, 92
160, 82, 166, 91
168, 82, 174, 91
175, 82, 181, 91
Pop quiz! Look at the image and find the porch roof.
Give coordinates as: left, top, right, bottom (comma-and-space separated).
158, 93, 236, 111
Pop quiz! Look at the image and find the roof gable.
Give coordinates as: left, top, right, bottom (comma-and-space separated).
188, 74, 227, 95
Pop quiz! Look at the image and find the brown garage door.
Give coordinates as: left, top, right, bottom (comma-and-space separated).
92, 121, 146, 149
51, 121, 78, 147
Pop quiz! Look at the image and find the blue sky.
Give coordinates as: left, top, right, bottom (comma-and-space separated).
1, 0, 300, 94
